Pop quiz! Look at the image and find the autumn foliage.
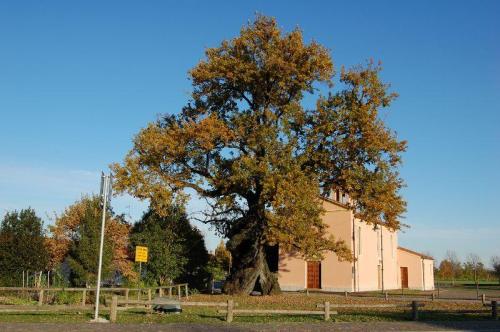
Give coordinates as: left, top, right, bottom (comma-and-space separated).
112, 15, 407, 294
47, 196, 135, 282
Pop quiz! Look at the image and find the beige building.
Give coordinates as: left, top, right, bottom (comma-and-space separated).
278, 194, 434, 292
397, 247, 434, 291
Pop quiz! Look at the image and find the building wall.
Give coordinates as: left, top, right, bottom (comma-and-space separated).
278, 199, 353, 291
397, 248, 422, 289
278, 250, 307, 290
279, 199, 403, 292
397, 248, 435, 290
320, 201, 353, 291
381, 229, 399, 290
354, 220, 399, 291
278, 198, 434, 292
354, 218, 379, 291
422, 259, 435, 290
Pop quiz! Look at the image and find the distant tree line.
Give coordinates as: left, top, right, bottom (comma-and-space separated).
0, 196, 231, 290
435, 250, 500, 284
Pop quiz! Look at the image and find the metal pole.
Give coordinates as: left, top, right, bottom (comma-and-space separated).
93, 173, 109, 322
352, 216, 357, 292
380, 226, 385, 293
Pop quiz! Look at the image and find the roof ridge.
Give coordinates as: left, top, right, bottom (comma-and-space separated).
398, 246, 434, 260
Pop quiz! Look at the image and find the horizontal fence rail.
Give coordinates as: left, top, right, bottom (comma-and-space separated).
1, 290, 497, 323
216, 300, 335, 322
0, 283, 189, 306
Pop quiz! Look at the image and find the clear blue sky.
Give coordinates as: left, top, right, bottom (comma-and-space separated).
0, 1, 499, 264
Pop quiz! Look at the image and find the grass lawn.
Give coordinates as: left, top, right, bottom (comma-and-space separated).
0, 293, 492, 324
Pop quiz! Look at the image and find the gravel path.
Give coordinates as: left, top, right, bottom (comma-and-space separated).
1, 321, 499, 331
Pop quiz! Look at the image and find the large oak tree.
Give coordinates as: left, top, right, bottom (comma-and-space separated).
112, 16, 406, 295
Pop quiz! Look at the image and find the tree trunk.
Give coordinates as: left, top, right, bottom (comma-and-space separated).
222, 219, 281, 295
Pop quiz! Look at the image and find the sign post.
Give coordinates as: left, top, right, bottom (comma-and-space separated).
135, 246, 148, 283
91, 172, 112, 323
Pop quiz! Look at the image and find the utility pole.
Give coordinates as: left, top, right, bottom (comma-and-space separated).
91, 172, 112, 323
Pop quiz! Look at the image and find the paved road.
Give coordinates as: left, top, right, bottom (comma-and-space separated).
1, 321, 499, 331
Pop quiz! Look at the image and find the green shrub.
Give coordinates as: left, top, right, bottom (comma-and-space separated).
52, 291, 82, 305
1, 296, 36, 305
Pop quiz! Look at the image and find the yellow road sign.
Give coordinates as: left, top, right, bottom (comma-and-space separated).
135, 246, 148, 263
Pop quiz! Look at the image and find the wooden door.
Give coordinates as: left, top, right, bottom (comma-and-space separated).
400, 267, 409, 288
307, 261, 321, 289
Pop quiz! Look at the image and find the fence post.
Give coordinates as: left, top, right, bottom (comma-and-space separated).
168, 287, 172, 297
385, 292, 388, 301
177, 285, 181, 300
185, 284, 189, 298
492, 301, 498, 321
137, 288, 141, 301
148, 288, 152, 308
431, 293, 435, 301
481, 294, 485, 305
38, 289, 44, 306
110, 295, 118, 323
125, 289, 129, 308
344, 291, 348, 298
411, 301, 419, 321
226, 299, 234, 323
159, 287, 163, 297
82, 289, 86, 306
324, 301, 330, 321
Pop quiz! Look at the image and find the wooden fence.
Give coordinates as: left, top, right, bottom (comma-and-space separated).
109, 297, 335, 323
109, 297, 239, 322
1, 291, 497, 323
315, 300, 498, 322
0, 284, 189, 306
111, 299, 498, 323
306, 289, 498, 305
218, 300, 336, 322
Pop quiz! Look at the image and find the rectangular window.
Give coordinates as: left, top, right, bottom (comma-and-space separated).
391, 234, 394, 258
377, 229, 381, 258
357, 226, 362, 255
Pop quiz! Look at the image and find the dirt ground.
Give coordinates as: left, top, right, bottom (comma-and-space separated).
0, 321, 499, 331
434, 286, 500, 301
350, 286, 500, 302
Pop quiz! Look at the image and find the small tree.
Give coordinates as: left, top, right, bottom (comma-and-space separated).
206, 241, 231, 292
214, 240, 232, 274
130, 208, 188, 286
466, 253, 482, 298
66, 200, 114, 286
438, 260, 453, 280
169, 209, 210, 290
490, 256, 500, 285
48, 196, 134, 286
444, 250, 462, 285
0, 208, 49, 286
466, 253, 482, 282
